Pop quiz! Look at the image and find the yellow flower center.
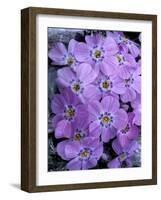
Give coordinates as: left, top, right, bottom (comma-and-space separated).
102, 116, 110, 124
116, 55, 123, 63
119, 153, 126, 162
65, 107, 75, 119
94, 50, 101, 58
121, 125, 129, 134
74, 132, 82, 141
124, 78, 130, 84
102, 80, 109, 89
80, 149, 89, 158
67, 57, 73, 65
72, 83, 80, 92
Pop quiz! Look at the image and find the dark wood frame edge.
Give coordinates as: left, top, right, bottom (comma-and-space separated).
21, 7, 157, 193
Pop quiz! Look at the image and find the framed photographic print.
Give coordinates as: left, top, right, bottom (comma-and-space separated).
21, 7, 157, 192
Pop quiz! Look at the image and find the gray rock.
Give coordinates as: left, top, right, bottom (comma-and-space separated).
48, 28, 84, 50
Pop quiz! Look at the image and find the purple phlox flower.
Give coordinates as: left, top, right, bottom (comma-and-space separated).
131, 93, 141, 126
49, 39, 80, 70
117, 112, 140, 148
111, 67, 141, 103
108, 31, 141, 58
71, 115, 91, 140
108, 139, 139, 168
88, 96, 128, 143
114, 51, 137, 79
91, 72, 120, 101
56, 117, 91, 160
56, 63, 98, 102
58, 114, 91, 143
74, 33, 119, 75
51, 88, 88, 138
57, 137, 103, 170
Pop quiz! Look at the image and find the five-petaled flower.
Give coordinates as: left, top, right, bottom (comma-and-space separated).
116, 112, 140, 148
88, 96, 128, 143
51, 88, 88, 138
56, 63, 98, 102
74, 34, 119, 75
49, 39, 80, 70
111, 67, 141, 103
108, 31, 141, 58
57, 137, 103, 170
108, 139, 140, 168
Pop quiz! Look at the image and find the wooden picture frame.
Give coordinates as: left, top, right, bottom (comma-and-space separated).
21, 7, 157, 192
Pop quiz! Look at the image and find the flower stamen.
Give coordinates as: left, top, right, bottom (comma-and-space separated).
67, 56, 73, 65
102, 80, 109, 89
102, 115, 110, 124
74, 132, 82, 141
116, 53, 125, 64
94, 50, 101, 58
65, 106, 75, 120
121, 124, 130, 134
80, 149, 90, 158
72, 83, 80, 92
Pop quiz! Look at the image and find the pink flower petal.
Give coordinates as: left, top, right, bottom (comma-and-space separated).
55, 120, 72, 139
112, 76, 126, 94
118, 134, 130, 148
74, 42, 90, 62
89, 120, 101, 138
100, 59, 117, 76
121, 88, 136, 103
66, 158, 82, 170
101, 127, 111, 143
56, 140, 71, 160
132, 78, 141, 94
133, 110, 141, 126
83, 84, 101, 101
108, 157, 121, 168
124, 53, 137, 67
88, 100, 103, 117
85, 34, 103, 47
51, 94, 65, 113
92, 143, 103, 158
118, 66, 131, 79
57, 67, 75, 84
68, 39, 77, 54
65, 141, 81, 159
76, 63, 97, 84
104, 36, 119, 55
101, 96, 119, 113
129, 42, 140, 58
112, 139, 123, 155
113, 109, 128, 130
86, 158, 97, 169
49, 42, 67, 64
127, 126, 139, 140
52, 114, 63, 128
82, 137, 100, 148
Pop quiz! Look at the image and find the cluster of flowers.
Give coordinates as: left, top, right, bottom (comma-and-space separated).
49, 31, 141, 170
